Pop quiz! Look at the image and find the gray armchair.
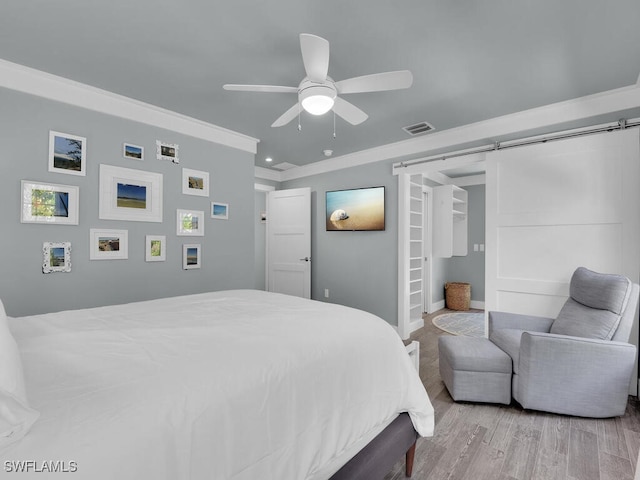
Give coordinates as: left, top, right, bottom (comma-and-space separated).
489, 267, 639, 418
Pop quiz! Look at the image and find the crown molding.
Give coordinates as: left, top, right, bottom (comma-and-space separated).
0, 58, 259, 154
280, 83, 640, 181
254, 166, 282, 182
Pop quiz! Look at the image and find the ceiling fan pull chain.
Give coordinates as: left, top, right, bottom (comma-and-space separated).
333, 111, 337, 139
298, 104, 302, 132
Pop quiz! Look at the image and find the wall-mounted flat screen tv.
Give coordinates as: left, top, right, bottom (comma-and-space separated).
326, 186, 385, 231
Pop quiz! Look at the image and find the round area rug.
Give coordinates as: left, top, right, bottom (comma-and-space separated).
432, 312, 485, 337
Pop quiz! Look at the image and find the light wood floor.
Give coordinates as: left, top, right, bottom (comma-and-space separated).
384, 309, 640, 480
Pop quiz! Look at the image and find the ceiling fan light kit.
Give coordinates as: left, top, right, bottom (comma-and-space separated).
299, 83, 337, 115
224, 33, 413, 129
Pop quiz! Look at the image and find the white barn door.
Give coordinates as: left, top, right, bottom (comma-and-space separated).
266, 188, 311, 298
485, 129, 640, 393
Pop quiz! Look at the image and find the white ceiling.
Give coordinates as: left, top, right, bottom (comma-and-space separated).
2, 0, 639, 170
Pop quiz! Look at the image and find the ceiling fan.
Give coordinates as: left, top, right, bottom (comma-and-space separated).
223, 34, 413, 128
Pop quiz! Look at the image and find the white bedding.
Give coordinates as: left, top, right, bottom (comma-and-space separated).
2, 290, 434, 479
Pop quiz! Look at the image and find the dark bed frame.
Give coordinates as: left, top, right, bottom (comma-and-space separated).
329, 413, 418, 479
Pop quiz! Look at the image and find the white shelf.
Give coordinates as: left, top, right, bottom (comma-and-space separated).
433, 185, 468, 257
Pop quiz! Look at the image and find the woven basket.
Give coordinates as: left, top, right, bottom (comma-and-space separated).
445, 282, 471, 311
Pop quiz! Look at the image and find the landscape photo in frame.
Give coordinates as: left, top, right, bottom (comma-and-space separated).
49, 131, 86, 176
123, 143, 144, 160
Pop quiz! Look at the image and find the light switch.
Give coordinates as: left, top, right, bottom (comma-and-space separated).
479, 244, 485, 252
473, 244, 479, 252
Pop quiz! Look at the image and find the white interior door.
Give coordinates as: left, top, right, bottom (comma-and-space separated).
266, 187, 311, 298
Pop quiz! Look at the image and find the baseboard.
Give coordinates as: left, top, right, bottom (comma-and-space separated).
408, 318, 424, 335
430, 299, 484, 312
431, 300, 445, 312
470, 300, 485, 310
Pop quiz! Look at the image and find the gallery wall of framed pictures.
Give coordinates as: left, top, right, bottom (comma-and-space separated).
3, 86, 255, 316
27, 131, 236, 273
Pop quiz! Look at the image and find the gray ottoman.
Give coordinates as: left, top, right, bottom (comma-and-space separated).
438, 336, 512, 405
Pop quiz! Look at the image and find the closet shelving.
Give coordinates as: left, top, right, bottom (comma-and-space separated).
433, 185, 468, 257
408, 175, 424, 321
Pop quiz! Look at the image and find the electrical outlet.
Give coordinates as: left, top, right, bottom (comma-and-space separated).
324, 289, 329, 298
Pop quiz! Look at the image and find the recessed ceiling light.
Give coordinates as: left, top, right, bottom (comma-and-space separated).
265, 157, 273, 163
323, 149, 333, 157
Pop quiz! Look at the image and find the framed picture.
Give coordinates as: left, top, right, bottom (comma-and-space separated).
89, 229, 128, 260
21, 180, 79, 225
182, 244, 201, 270
99, 164, 163, 222
49, 131, 86, 176
182, 168, 209, 197
123, 143, 144, 160
42, 242, 71, 273
177, 209, 204, 236
211, 202, 229, 219
145, 235, 166, 262
156, 140, 179, 163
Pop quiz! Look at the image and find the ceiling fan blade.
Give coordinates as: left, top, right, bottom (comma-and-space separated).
335, 70, 413, 94
332, 97, 368, 125
299, 34, 330, 83
223, 84, 298, 93
271, 103, 301, 127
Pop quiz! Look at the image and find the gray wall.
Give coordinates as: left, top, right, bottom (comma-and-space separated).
441, 184, 486, 303
281, 160, 398, 325
0, 87, 256, 317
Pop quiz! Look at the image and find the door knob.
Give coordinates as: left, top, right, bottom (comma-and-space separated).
299, 257, 311, 262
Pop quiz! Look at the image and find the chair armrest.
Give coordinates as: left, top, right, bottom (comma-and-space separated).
516, 332, 636, 417
488, 311, 554, 335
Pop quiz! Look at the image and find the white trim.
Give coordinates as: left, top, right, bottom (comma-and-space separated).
432, 300, 446, 311
470, 300, 485, 310
452, 174, 486, 187
423, 171, 452, 186
254, 183, 275, 192
279, 84, 640, 181
0, 59, 258, 154
255, 166, 282, 182
409, 318, 424, 335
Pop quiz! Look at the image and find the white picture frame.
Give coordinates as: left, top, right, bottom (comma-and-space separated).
182, 244, 201, 270
99, 164, 163, 222
182, 168, 210, 197
21, 180, 79, 225
48, 130, 86, 176
123, 143, 144, 161
42, 242, 71, 273
211, 202, 229, 219
145, 235, 166, 262
177, 209, 205, 236
89, 228, 129, 260
156, 140, 179, 163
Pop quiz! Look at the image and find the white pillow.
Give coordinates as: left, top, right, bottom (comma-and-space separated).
0, 299, 39, 447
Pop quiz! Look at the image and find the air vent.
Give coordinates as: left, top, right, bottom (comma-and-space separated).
271, 162, 298, 171
403, 121, 435, 136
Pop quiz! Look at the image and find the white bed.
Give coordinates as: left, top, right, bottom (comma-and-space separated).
1, 290, 434, 479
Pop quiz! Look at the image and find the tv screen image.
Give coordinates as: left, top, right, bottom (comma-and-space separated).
325, 186, 385, 231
